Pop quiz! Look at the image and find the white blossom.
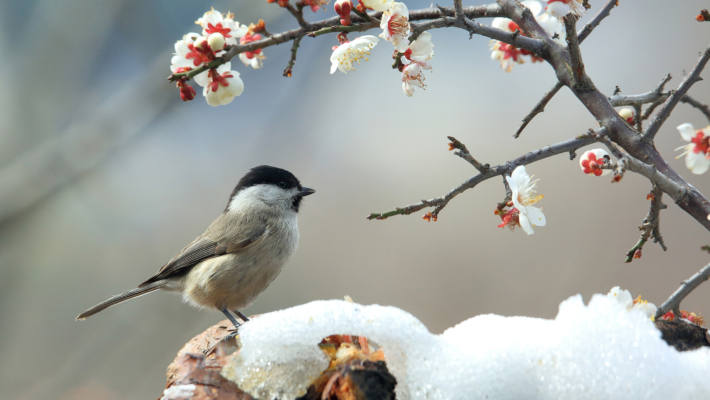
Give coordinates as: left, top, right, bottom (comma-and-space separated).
330, 36, 379, 74
170, 32, 202, 72
379, 2, 410, 52
196, 9, 248, 46
402, 31, 434, 62
401, 62, 430, 97
239, 53, 265, 69
505, 165, 546, 235
675, 123, 710, 175
607, 287, 657, 319
489, 41, 524, 72
202, 64, 244, 107
607, 286, 633, 310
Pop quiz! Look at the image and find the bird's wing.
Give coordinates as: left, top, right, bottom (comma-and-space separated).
138, 225, 267, 286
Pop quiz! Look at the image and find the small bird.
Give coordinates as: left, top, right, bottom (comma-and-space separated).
77, 165, 315, 337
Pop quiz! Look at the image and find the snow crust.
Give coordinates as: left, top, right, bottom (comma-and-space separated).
221, 295, 710, 400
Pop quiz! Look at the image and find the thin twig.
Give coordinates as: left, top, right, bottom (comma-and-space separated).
447, 136, 489, 173
366, 136, 594, 220
283, 34, 305, 77
608, 74, 673, 107
633, 104, 643, 132
643, 45, 710, 141
308, 21, 379, 37
285, 2, 310, 28
624, 185, 666, 263
681, 95, 710, 125
655, 262, 710, 320
513, 82, 563, 138
576, 0, 617, 42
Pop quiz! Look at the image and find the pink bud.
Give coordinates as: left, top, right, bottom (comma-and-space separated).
335, 0, 353, 25
180, 85, 197, 101
619, 108, 635, 125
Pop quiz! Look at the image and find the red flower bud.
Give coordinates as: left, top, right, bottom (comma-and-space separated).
180, 85, 197, 101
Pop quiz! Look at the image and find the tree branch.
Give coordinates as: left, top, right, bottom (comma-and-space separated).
655, 262, 710, 320
514, 0, 618, 137
563, 16, 586, 86
608, 73, 673, 107
593, 132, 687, 201
367, 136, 594, 220
643, 45, 710, 141
169, 4, 508, 83
283, 34, 305, 77
576, 0, 617, 43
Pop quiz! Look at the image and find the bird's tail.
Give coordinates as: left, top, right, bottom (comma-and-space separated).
76, 280, 167, 320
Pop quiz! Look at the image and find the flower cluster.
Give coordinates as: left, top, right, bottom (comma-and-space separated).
489, 1, 564, 72
330, 1, 435, 97
171, 9, 251, 106
607, 287, 657, 319
399, 32, 434, 97
675, 123, 710, 175
495, 165, 546, 235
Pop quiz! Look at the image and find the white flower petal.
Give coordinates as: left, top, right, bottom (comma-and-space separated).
193, 70, 210, 87
525, 206, 546, 227
686, 151, 710, 174
510, 165, 529, 188
519, 212, 534, 235
677, 123, 697, 142
607, 287, 633, 310
225, 74, 244, 97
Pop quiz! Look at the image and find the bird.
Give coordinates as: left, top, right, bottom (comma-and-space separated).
76, 165, 315, 339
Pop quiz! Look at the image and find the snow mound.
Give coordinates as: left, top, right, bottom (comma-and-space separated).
221, 294, 710, 400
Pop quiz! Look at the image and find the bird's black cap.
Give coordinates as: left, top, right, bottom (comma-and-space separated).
227, 166, 312, 212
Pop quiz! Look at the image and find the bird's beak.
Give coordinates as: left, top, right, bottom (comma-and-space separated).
299, 187, 315, 197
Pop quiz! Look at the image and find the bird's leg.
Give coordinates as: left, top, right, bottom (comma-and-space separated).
204, 308, 241, 355
221, 307, 242, 330
234, 309, 249, 322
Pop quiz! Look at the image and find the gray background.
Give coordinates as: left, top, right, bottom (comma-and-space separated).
1, 1, 709, 399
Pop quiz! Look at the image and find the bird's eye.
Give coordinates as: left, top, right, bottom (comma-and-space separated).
278, 182, 287, 189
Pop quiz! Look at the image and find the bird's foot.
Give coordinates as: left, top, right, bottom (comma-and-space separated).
204, 330, 239, 356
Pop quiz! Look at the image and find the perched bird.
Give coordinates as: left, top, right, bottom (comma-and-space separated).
77, 165, 315, 337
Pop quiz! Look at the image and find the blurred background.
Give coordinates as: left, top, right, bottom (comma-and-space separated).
1, 0, 709, 398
